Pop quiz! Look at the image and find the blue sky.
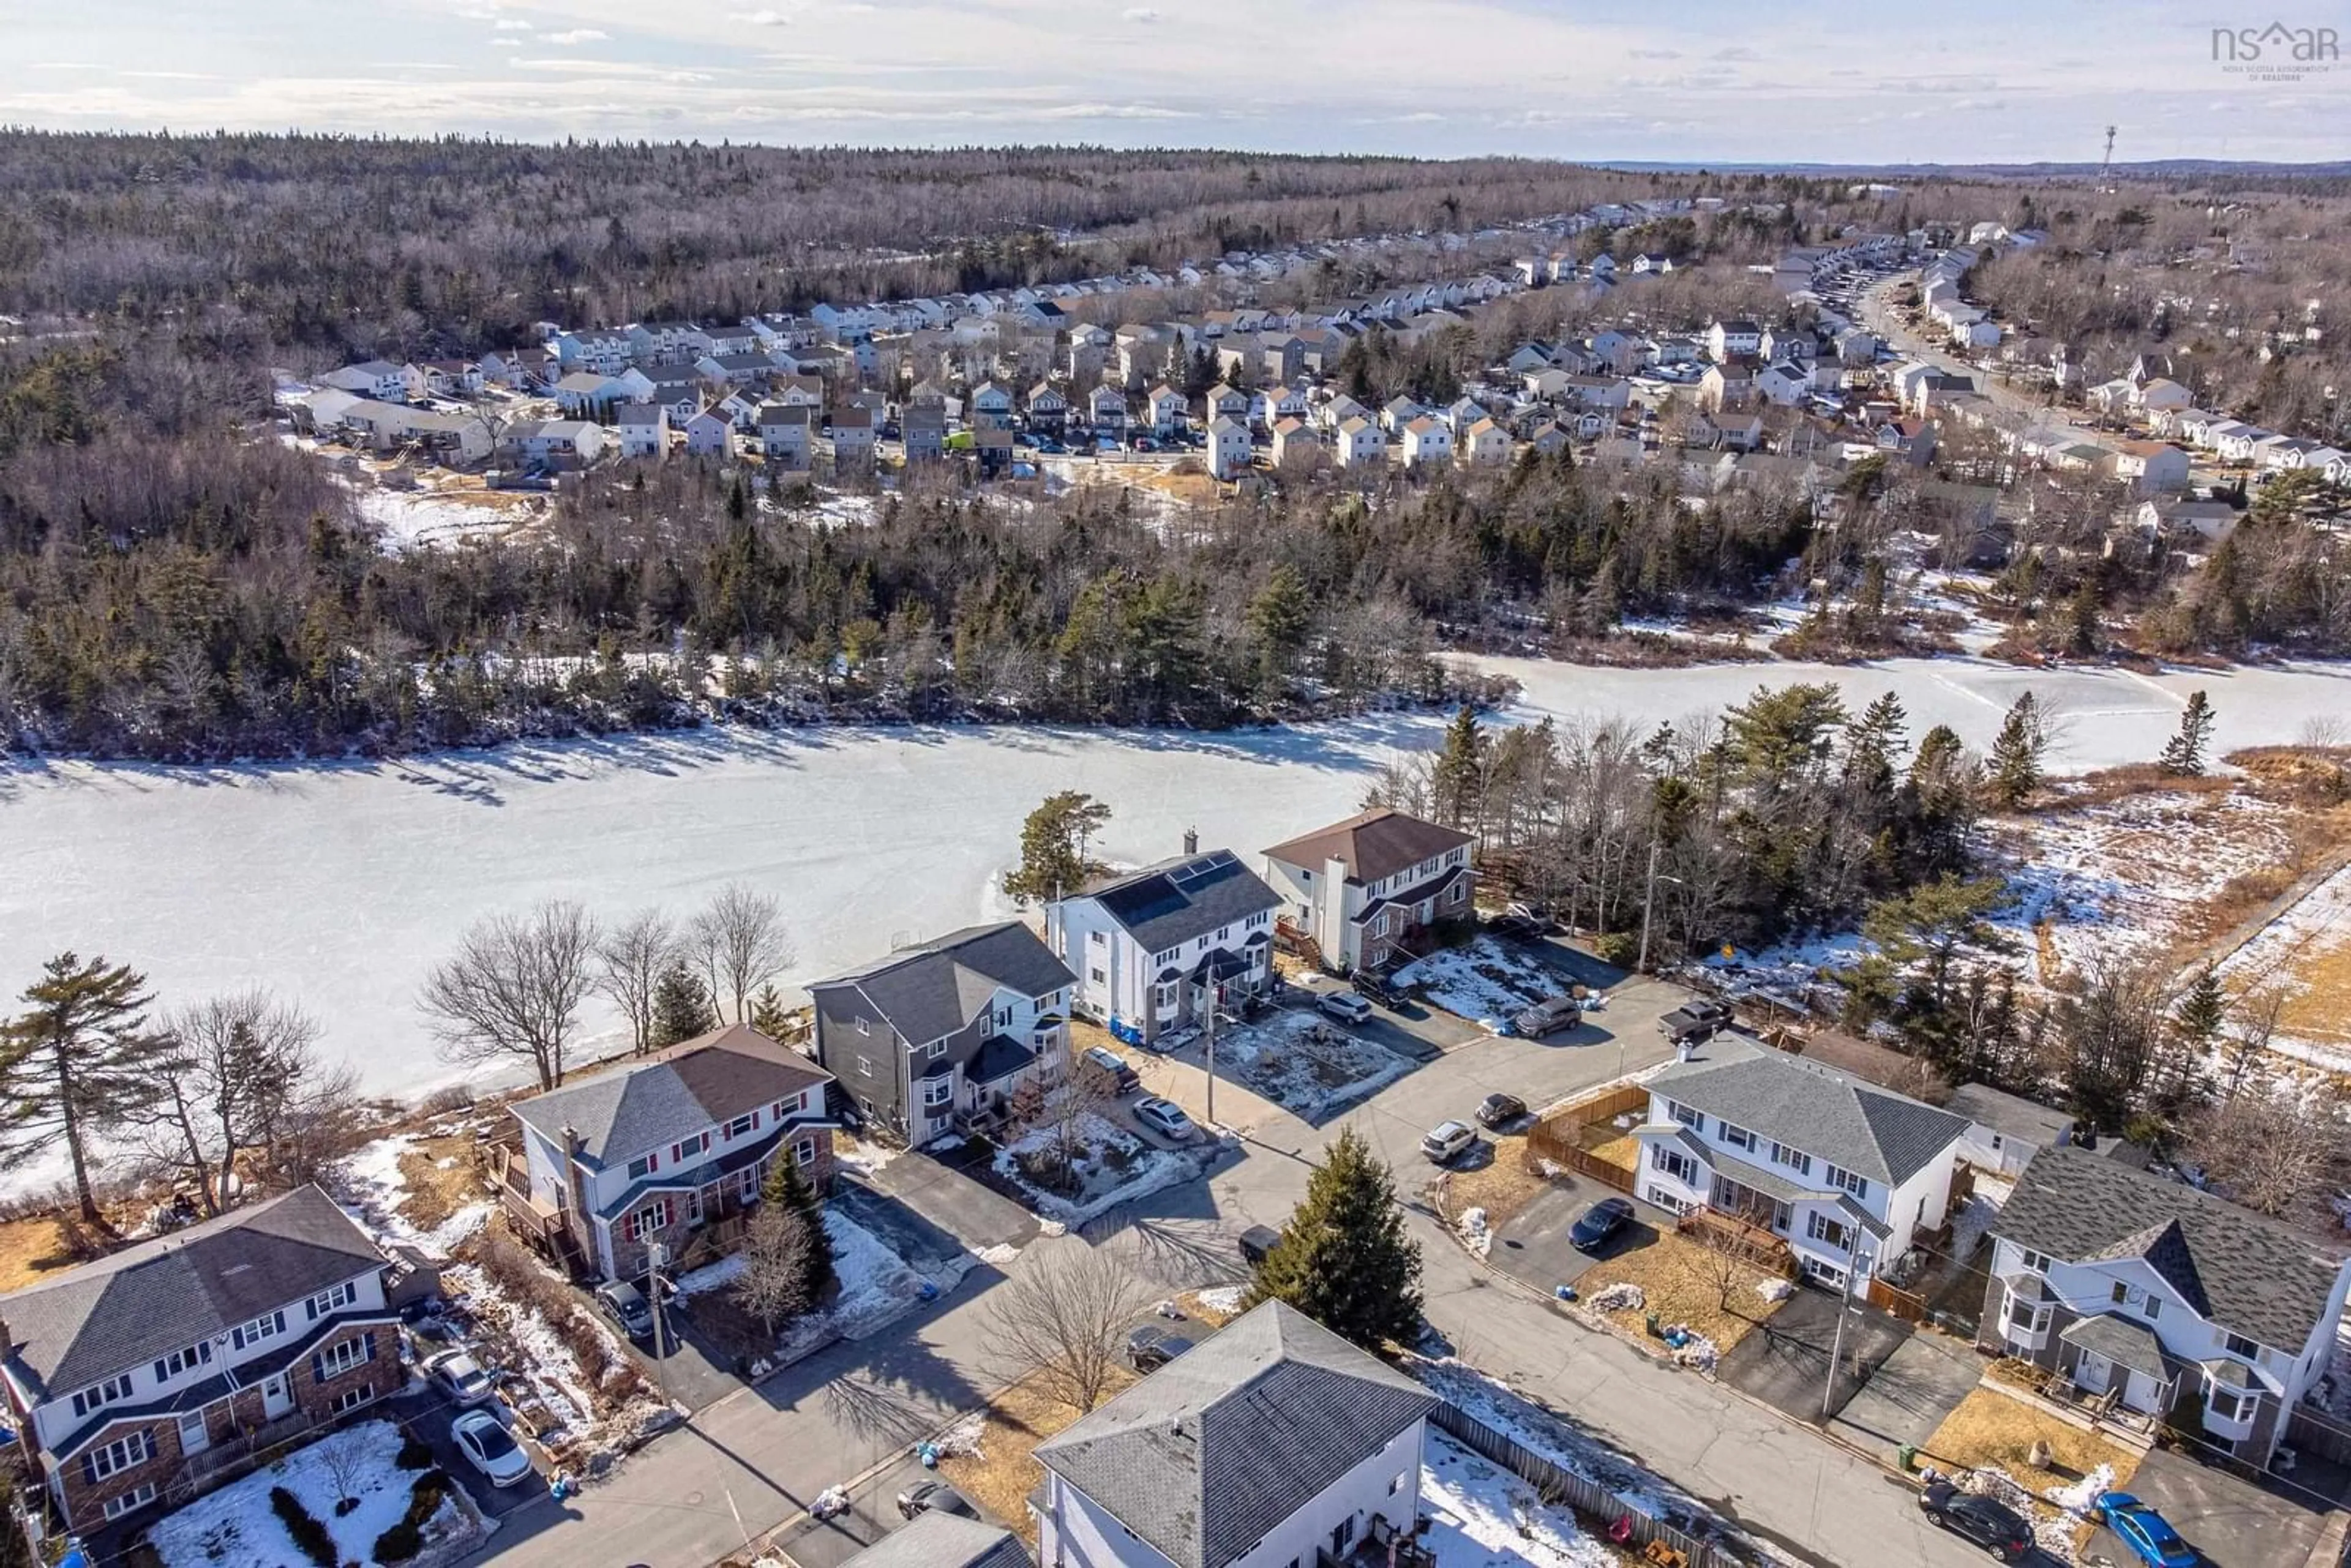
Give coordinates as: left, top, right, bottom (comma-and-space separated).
3, 0, 2345, 162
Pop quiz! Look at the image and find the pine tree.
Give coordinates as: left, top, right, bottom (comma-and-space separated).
1003, 791, 1114, 906
1245, 1128, 1422, 1351
761, 1143, 836, 1306
1, 953, 169, 1226
749, 983, 791, 1038
650, 961, 715, 1048
1245, 565, 1311, 695
2159, 690, 2215, 776
2173, 963, 2227, 1060
1431, 705, 1487, 833
1987, 691, 2044, 808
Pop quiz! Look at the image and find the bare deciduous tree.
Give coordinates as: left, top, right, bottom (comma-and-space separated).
139, 988, 339, 1213
2186, 1076, 2342, 1218
599, 908, 680, 1056
689, 883, 793, 1024
419, 900, 601, 1091
1004, 1070, 1117, 1185
734, 1204, 818, 1336
2222, 982, 2289, 1101
982, 1241, 1158, 1415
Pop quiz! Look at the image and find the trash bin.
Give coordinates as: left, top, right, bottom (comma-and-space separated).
1897, 1444, 1918, 1472
1645, 1311, 1662, 1338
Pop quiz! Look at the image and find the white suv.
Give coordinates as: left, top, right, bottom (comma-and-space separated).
1316, 991, 1373, 1025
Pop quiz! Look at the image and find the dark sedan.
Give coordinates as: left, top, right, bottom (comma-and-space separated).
1569, 1198, 1635, 1253
1919, 1479, 2033, 1562
1474, 1093, 1528, 1130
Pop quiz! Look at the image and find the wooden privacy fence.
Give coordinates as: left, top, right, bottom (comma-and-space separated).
1430, 1403, 1736, 1568
1523, 1136, 1637, 1192
1865, 1278, 1929, 1323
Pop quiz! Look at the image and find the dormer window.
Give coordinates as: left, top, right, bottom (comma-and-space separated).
727, 1112, 759, 1139
305, 1281, 358, 1319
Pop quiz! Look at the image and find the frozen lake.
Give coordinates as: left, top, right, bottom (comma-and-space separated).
4, 652, 2345, 1120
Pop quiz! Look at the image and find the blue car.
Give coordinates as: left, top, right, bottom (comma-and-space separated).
2092, 1493, 2195, 1568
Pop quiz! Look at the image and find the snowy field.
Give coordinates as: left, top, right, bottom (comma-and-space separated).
2218, 858, 2351, 1071
146, 1419, 476, 1568
1207, 1009, 1413, 1120
1421, 1432, 1617, 1568
4, 653, 2344, 1144
1397, 937, 1571, 1026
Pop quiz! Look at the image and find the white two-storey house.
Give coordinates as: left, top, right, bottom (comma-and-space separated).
1632, 1031, 1968, 1289
503, 1024, 836, 1282
1048, 842, 1280, 1046
1980, 1144, 2351, 1466
811, 923, 1076, 1147
1261, 809, 1474, 975
1036, 1300, 1436, 1568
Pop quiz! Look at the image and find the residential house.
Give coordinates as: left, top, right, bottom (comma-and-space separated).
1706, 320, 1763, 362
553, 371, 641, 418
969, 381, 1015, 433
626, 321, 713, 365
0, 1185, 402, 1532
1981, 1145, 2351, 1465
1207, 416, 1251, 481
550, 328, 636, 375
1270, 417, 1319, 470
1698, 365, 1757, 413
1335, 417, 1385, 470
318, 359, 411, 402
1400, 417, 1452, 470
613, 404, 669, 460
1025, 381, 1069, 436
1261, 809, 1473, 973
1945, 1083, 2079, 1179
332, 401, 492, 464
975, 426, 1016, 479
1526, 420, 1569, 457
1146, 384, 1188, 437
694, 352, 784, 387
683, 403, 735, 459
502, 1023, 835, 1282
1458, 418, 1512, 467
1632, 1030, 1969, 1288
2136, 378, 2194, 414
1035, 1300, 1436, 1568
2108, 440, 2191, 495
504, 418, 606, 468
1088, 384, 1129, 437
758, 403, 814, 471
1755, 362, 1812, 406
830, 405, 877, 470
810, 923, 1075, 1146
902, 406, 947, 463
1048, 842, 1281, 1045
1876, 418, 1937, 465
1630, 252, 1676, 274
1204, 383, 1249, 427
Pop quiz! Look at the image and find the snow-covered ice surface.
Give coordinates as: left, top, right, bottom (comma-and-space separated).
1396, 937, 1570, 1024
350, 479, 536, 548
1209, 1009, 1413, 1119
1420, 1432, 1618, 1568
148, 1419, 474, 1568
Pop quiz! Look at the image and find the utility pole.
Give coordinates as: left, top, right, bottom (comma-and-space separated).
1821, 1243, 1874, 1419
1636, 839, 1662, 975
2100, 126, 2117, 191
1204, 985, 1218, 1128
646, 1240, 672, 1409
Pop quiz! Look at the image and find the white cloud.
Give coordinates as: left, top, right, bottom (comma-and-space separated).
493, 17, 533, 29
733, 8, 789, 23
492, 38, 522, 47
544, 29, 609, 45
1122, 6, 1160, 21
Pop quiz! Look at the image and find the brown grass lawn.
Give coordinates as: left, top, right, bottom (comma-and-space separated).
2279, 937, 2351, 1054
1924, 1382, 2140, 1549
937, 1367, 1141, 1541
1584, 1134, 1640, 1172
0, 1216, 72, 1293
396, 1131, 493, 1232
1577, 1232, 1785, 1354
1439, 1135, 1550, 1229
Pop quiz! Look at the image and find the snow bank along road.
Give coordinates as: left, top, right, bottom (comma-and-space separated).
3, 653, 2342, 1112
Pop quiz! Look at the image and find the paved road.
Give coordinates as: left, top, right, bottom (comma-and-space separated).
1858, 274, 2072, 429
465, 958, 1995, 1568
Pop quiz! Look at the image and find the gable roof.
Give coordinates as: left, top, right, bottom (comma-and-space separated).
841, 1510, 1031, 1568
1084, 850, 1280, 953
1034, 1301, 1434, 1568
813, 923, 1074, 1048
1646, 1030, 1967, 1186
1991, 1144, 2346, 1351
1264, 809, 1471, 885
0, 1185, 384, 1402
509, 1024, 831, 1167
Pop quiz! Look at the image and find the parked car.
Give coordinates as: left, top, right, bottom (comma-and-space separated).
1420, 1120, 1476, 1165
2090, 1493, 2195, 1568
593, 1279, 658, 1341
1918, 1480, 2033, 1562
1351, 969, 1414, 1009
1081, 1044, 1141, 1095
424, 1347, 497, 1407
1317, 991, 1373, 1025
1126, 1326, 1194, 1371
1513, 993, 1581, 1037
1133, 1096, 1199, 1142
1569, 1197, 1635, 1253
1474, 1093, 1528, 1130
897, 1480, 977, 1520
1488, 913, 1547, 942
1238, 1224, 1282, 1265
1659, 998, 1733, 1045
452, 1410, 534, 1488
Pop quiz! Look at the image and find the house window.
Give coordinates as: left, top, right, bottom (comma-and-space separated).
1719, 1122, 1756, 1152
856, 1017, 870, 1035
1389, 1472, 1407, 1496
1649, 1145, 1697, 1184
305, 1281, 358, 1320
1217, 926, 1231, 942
928, 1040, 947, 1059
628, 1153, 658, 1180
1828, 1166, 1868, 1199
740, 1165, 761, 1202
673, 1133, 711, 1163
1090, 968, 1108, 985
626, 1199, 672, 1242
153, 1341, 214, 1382
1668, 1101, 1704, 1132
102, 1482, 159, 1520
923, 1079, 954, 1108
331, 1385, 374, 1414
72, 1373, 135, 1420
2223, 1332, 2260, 1361
793, 1137, 818, 1167
2019, 1248, 2051, 1275
1769, 1142, 1813, 1177
2006, 1294, 2050, 1335
83, 1430, 156, 1482
1805, 1212, 1852, 1251
313, 1333, 372, 1381
230, 1311, 287, 1351
2209, 1385, 2257, 1425
2109, 1281, 2161, 1320
856, 1055, 874, 1078
727, 1112, 759, 1139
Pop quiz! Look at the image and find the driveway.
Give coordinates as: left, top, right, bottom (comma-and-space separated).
2109, 1444, 2336, 1568
1829, 1330, 1982, 1458
1719, 1283, 1916, 1425
765, 1451, 957, 1568
1488, 1180, 1668, 1298
854, 1151, 1040, 1258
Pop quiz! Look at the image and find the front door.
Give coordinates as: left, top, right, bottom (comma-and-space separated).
261, 1371, 294, 1419
178, 1409, 211, 1456
2075, 1351, 2111, 1394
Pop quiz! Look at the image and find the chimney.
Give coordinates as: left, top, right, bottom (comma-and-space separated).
1183, 827, 1199, 857
560, 1124, 590, 1220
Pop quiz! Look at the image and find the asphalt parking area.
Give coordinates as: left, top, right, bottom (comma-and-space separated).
2107, 1444, 2334, 1568
1718, 1283, 1914, 1424
1488, 1180, 1670, 1297
1829, 1329, 1982, 1457
766, 1451, 963, 1568
386, 1386, 550, 1521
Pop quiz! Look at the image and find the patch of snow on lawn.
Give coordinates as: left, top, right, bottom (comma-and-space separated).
334, 1132, 491, 1255
2044, 1461, 2113, 1514
1396, 939, 1572, 1025
2218, 857, 2351, 1073
1209, 1008, 1413, 1119
992, 1112, 1194, 1226
1457, 1206, 1493, 1259
148, 1419, 473, 1568
1196, 1284, 1248, 1316
675, 1252, 749, 1299
825, 1207, 936, 1338
1420, 1431, 1618, 1568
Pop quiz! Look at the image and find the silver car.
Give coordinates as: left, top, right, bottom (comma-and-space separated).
1133, 1096, 1199, 1143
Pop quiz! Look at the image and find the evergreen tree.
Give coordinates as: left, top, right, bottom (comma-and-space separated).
1003, 791, 1114, 906
1245, 1128, 1422, 1351
1245, 565, 1312, 696
761, 1142, 836, 1306
1843, 691, 1908, 803
1987, 691, 2044, 808
0, 953, 169, 1226
749, 983, 791, 1038
2172, 963, 2227, 1062
650, 961, 715, 1047
1431, 705, 1487, 833
2159, 690, 2215, 776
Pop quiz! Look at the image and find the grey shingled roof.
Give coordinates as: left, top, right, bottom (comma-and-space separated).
510, 1023, 832, 1166
1646, 1031, 1967, 1186
1034, 1300, 1434, 1568
1991, 1144, 2346, 1352
2060, 1315, 2170, 1381
841, 1511, 1030, 1568
1945, 1083, 2075, 1148
812, 923, 1074, 1049
0, 1185, 384, 1400
1087, 850, 1280, 955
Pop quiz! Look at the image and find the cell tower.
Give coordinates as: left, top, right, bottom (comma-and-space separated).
2101, 126, 2117, 189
